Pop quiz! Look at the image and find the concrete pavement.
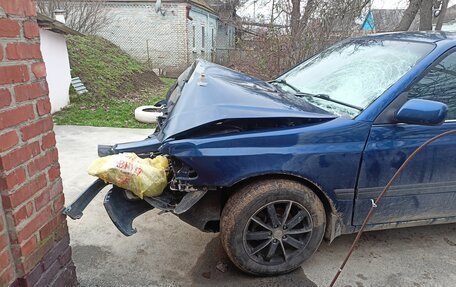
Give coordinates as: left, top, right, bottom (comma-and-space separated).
55, 125, 456, 287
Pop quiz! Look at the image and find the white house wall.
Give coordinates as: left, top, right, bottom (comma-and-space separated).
187, 6, 218, 63
39, 29, 71, 113
98, 2, 188, 76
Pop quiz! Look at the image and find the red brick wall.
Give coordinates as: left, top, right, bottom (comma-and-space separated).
0, 1, 77, 286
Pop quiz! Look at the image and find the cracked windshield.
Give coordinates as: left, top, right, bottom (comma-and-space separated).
279, 40, 434, 118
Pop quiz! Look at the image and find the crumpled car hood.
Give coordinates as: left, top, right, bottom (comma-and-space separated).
159, 60, 336, 140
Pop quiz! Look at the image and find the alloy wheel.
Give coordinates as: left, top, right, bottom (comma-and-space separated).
242, 200, 313, 265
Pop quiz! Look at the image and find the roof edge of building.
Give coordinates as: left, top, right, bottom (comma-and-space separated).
37, 13, 84, 36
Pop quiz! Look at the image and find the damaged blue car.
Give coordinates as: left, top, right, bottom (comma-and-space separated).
65, 32, 456, 276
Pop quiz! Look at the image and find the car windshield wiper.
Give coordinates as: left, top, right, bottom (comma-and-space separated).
269, 79, 300, 93
296, 92, 363, 111
270, 80, 363, 111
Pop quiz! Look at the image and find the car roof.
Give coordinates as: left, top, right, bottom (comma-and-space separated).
357, 31, 456, 44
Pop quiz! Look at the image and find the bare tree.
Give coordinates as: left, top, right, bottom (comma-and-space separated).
37, 0, 111, 35
435, 0, 449, 30
420, 0, 433, 30
395, 0, 421, 31
229, 0, 371, 78
288, 0, 316, 62
395, 0, 450, 32
285, 0, 369, 64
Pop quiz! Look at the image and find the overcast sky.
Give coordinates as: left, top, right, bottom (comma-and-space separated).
239, 0, 456, 20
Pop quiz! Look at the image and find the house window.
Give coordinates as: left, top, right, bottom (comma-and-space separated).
212, 28, 215, 49
192, 25, 196, 48
201, 26, 205, 49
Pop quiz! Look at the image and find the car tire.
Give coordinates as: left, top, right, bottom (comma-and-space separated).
134, 106, 162, 123
220, 179, 326, 276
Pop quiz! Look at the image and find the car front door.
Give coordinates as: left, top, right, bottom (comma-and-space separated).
353, 49, 456, 226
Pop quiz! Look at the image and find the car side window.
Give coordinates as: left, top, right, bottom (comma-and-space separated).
408, 51, 456, 120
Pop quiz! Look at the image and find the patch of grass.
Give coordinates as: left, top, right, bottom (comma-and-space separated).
67, 35, 145, 98
53, 78, 175, 129
158, 77, 175, 89
57, 36, 176, 128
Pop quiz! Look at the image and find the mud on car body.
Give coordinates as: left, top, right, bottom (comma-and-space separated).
65, 32, 456, 276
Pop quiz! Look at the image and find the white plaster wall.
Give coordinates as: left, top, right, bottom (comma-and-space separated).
39, 29, 71, 113
187, 6, 218, 64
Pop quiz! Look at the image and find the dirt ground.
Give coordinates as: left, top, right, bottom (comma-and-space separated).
56, 125, 456, 287
116, 70, 164, 103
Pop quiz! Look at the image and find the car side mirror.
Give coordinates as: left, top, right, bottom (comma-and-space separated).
395, 99, 448, 126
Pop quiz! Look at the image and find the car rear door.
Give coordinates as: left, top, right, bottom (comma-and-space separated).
353, 49, 456, 226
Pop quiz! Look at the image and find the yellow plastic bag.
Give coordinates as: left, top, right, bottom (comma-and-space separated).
88, 153, 168, 198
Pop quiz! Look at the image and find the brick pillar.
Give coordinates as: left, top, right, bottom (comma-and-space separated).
0, 1, 77, 286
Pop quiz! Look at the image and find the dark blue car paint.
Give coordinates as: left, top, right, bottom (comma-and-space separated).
395, 99, 448, 125
160, 61, 336, 141
354, 121, 456, 225
160, 118, 372, 228
114, 32, 456, 238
